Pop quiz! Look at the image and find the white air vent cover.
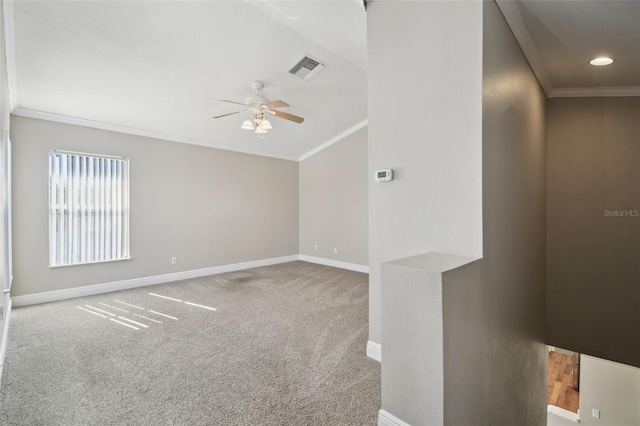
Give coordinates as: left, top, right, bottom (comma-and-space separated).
289, 56, 326, 81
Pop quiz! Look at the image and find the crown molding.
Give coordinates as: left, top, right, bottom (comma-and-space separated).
298, 118, 368, 161
12, 108, 370, 162
550, 86, 640, 98
12, 108, 301, 162
2, 0, 17, 112
495, 0, 553, 98
496, 1, 640, 99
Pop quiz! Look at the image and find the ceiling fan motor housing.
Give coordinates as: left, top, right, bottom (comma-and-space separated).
250, 80, 264, 91
246, 95, 269, 106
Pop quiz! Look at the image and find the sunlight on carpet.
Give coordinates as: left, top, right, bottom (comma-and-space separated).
0, 261, 380, 425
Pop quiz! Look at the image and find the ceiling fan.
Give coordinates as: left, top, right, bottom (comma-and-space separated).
213, 81, 304, 134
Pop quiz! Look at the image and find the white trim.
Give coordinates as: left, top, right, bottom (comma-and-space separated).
2, 0, 17, 112
11, 254, 370, 307
49, 256, 132, 269
0, 297, 12, 390
51, 149, 126, 160
298, 254, 369, 273
12, 255, 298, 307
298, 119, 368, 161
550, 86, 640, 98
12, 108, 372, 163
378, 409, 411, 426
496, 0, 553, 98
367, 340, 381, 362
547, 405, 580, 423
12, 108, 299, 162
495, 1, 639, 99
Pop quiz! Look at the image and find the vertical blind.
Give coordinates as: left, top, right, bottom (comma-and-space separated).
49, 151, 130, 267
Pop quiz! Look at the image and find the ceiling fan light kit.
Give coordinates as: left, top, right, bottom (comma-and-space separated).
241, 118, 255, 130
213, 81, 304, 137
257, 116, 272, 130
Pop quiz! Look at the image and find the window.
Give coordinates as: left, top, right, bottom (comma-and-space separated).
49, 151, 130, 267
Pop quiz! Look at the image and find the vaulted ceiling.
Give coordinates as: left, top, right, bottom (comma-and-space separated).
9, 0, 367, 161
7, 1, 639, 161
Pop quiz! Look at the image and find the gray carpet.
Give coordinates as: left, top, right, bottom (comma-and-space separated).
0, 261, 380, 425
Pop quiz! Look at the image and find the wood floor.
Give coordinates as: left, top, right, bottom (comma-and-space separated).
548, 351, 580, 413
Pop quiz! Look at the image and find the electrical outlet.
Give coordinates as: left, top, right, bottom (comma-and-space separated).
592, 409, 600, 419
171, 257, 178, 265
334, 248, 338, 254
314, 245, 318, 251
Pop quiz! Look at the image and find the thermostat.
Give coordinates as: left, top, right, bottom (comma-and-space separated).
375, 169, 394, 182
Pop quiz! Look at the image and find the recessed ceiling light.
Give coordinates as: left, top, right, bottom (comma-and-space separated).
590, 57, 614, 66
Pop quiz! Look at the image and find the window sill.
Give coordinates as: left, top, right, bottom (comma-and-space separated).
49, 257, 131, 269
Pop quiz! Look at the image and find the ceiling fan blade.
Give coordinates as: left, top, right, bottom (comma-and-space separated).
219, 99, 250, 107
264, 100, 289, 109
212, 109, 249, 119
271, 110, 304, 124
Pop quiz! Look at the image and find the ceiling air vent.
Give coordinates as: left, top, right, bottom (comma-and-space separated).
289, 55, 326, 81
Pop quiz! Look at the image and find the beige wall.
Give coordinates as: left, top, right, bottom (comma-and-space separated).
367, 0, 483, 346
580, 355, 640, 426
547, 97, 640, 368
299, 127, 368, 266
11, 116, 299, 297
381, 253, 479, 426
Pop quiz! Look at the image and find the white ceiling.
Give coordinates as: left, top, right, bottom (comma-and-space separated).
499, 0, 640, 97
9, 0, 367, 161
9, 1, 638, 160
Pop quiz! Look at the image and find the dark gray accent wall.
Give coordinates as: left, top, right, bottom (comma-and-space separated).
442, 2, 549, 424
547, 97, 640, 368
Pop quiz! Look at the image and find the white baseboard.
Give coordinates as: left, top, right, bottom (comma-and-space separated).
378, 409, 411, 426
547, 405, 580, 423
11, 254, 368, 307
12, 255, 299, 307
298, 255, 369, 273
367, 340, 381, 362
0, 297, 13, 390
